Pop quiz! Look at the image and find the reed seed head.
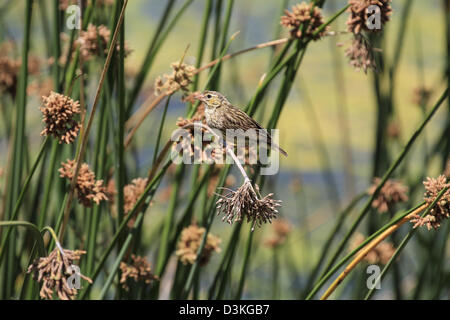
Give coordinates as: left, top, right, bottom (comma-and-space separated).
216, 180, 281, 230
119, 255, 158, 291
176, 224, 221, 266
411, 175, 450, 230
27, 248, 92, 300
412, 86, 432, 107
345, 34, 377, 73
347, 0, 392, 35
59, 159, 108, 207
280, 2, 328, 41
76, 23, 131, 61
368, 177, 409, 213
264, 218, 292, 248
155, 61, 196, 96
0, 54, 20, 97
40, 91, 81, 144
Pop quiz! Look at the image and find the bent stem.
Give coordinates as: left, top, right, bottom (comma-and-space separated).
319, 204, 428, 300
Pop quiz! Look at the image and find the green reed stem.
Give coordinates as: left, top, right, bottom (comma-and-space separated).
306, 202, 426, 300
365, 187, 448, 300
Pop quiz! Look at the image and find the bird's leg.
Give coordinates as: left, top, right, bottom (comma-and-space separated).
185, 123, 255, 193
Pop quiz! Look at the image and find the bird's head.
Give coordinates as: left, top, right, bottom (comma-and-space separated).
193, 90, 228, 110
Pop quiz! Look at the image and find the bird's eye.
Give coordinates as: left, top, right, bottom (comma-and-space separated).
206, 94, 212, 99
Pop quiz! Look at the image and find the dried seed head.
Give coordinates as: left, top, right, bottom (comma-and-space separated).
387, 121, 401, 140
280, 2, 328, 41
28, 77, 54, 98
40, 91, 81, 144
0, 54, 20, 97
59, 159, 109, 207
27, 248, 92, 300
124, 178, 148, 214
347, 0, 393, 35
123, 178, 148, 228
264, 218, 292, 248
411, 175, 450, 230
76, 23, 131, 61
350, 233, 395, 265
119, 255, 158, 291
412, 86, 432, 107
345, 34, 377, 73
155, 61, 196, 96
176, 224, 221, 266
216, 180, 282, 230
368, 178, 409, 213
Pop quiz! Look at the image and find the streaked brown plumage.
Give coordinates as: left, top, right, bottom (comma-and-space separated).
194, 90, 288, 157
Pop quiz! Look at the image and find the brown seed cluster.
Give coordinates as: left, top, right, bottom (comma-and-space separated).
350, 233, 395, 265
173, 105, 221, 162
368, 178, 409, 213
124, 178, 148, 214
0, 54, 20, 97
346, 0, 393, 35
387, 121, 401, 140
40, 91, 81, 144
27, 248, 92, 300
216, 181, 281, 230
412, 86, 432, 107
155, 61, 196, 96
59, 159, 108, 207
280, 2, 328, 41
345, 35, 377, 73
28, 77, 54, 98
119, 255, 158, 291
76, 23, 131, 61
76, 24, 111, 61
264, 218, 292, 248
176, 224, 221, 266
411, 175, 450, 230
123, 178, 148, 228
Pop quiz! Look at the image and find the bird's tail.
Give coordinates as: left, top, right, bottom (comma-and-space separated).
271, 142, 288, 157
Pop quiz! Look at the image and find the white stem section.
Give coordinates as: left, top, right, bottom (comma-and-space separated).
181, 122, 253, 187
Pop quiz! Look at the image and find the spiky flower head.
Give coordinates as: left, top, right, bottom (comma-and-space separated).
27, 248, 92, 300
155, 61, 196, 96
176, 224, 221, 266
119, 255, 158, 291
345, 34, 377, 73
216, 180, 281, 230
347, 0, 393, 35
411, 175, 450, 230
368, 178, 409, 213
280, 2, 328, 41
40, 91, 81, 144
264, 218, 292, 248
59, 159, 108, 207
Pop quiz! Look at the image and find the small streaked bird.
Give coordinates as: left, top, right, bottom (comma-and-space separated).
193, 90, 288, 157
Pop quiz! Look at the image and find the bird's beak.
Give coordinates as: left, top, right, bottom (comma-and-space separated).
193, 92, 205, 101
